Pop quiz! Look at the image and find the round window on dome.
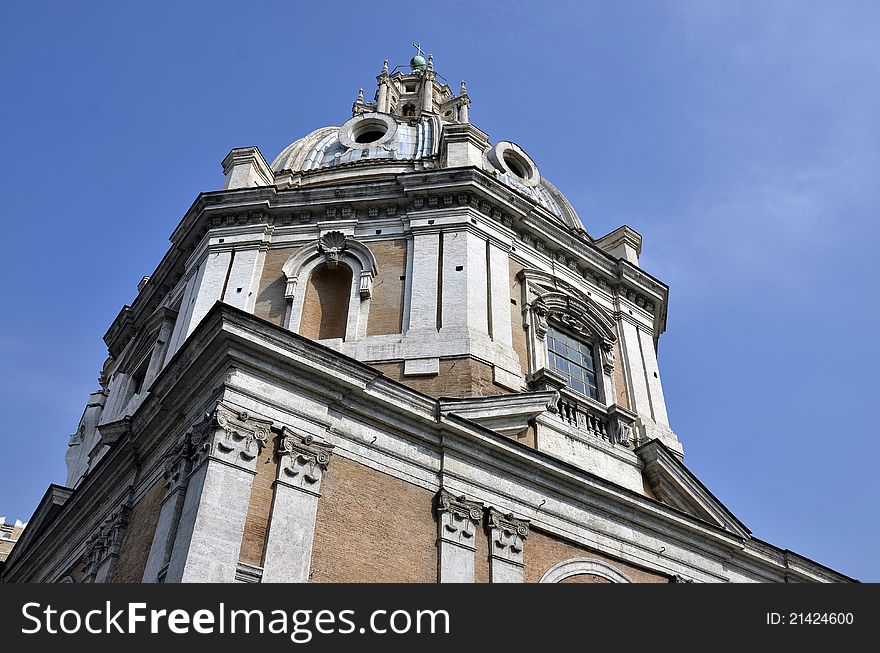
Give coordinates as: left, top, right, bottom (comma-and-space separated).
488, 141, 541, 187
352, 121, 387, 144
503, 151, 530, 179
338, 113, 398, 150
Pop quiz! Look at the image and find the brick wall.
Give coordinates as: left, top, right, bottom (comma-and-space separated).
112, 480, 164, 583
473, 521, 490, 583
366, 240, 406, 336
254, 246, 300, 326
371, 357, 508, 398
239, 433, 279, 568
509, 260, 529, 375
613, 337, 630, 409
524, 528, 668, 583
559, 573, 611, 583
309, 456, 437, 582
300, 264, 352, 340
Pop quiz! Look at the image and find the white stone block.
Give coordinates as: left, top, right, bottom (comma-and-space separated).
404, 357, 440, 376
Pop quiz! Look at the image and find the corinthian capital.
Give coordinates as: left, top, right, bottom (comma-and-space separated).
277, 427, 334, 493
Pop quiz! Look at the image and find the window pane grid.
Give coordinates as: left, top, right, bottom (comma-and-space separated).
547, 326, 598, 399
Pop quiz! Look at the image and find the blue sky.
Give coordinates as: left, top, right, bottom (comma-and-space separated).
1, 1, 877, 580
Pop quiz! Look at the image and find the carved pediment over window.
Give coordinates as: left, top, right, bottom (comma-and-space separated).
531, 290, 617, 374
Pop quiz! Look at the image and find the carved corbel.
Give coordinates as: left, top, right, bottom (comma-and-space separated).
532, 303, 548, 340
601, 339, 616, 374
284, 276, 298, 300
359, 270, 373, 299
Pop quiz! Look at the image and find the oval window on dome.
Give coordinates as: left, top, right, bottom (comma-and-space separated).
338, 113, 398, 150
488, 141, 541, 187
503, 151, 530, 179
353, 125, 387, 144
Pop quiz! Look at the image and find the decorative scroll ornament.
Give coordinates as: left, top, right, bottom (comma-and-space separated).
188, 403, 272, 468
436, 490, 483, 546
277, 428, 334, 493
319, 231, 348, 268
487, 508, 530, 566
609, 417, 633, 448
600, 340, 616, 375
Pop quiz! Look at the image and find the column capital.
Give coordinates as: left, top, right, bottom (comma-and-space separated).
162, 436, 192, 498
436, 489, 483, 550
277, 427, 334, 494
487, 508, 529, 567
81, 499, 132, 582
189, 403, 273, 471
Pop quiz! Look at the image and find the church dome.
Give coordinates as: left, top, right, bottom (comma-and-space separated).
271, 113, 439, 173
270, 85, 584, 233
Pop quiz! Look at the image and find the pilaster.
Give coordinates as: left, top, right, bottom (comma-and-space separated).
261, 429, 334, 583
164, 403, 272, 583
435, 489, 483, 583
142, 436, 192, 582
487, 508, 529, 583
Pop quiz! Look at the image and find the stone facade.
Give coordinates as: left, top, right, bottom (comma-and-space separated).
0, 50, 853, 585
0, 518, 26, 565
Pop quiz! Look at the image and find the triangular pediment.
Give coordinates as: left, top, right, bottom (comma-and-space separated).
636, 440, 750, 538
2, 484, 72, 572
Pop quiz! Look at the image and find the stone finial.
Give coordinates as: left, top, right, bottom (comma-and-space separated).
356, 88, 364, 102
427, 53, 434, 70
460, 80, 467, 95
381, 59, 388, 75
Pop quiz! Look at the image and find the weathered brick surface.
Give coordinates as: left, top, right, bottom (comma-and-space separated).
112, 480, 164, 583
370, 358, 507, 398
524, 528, 668, 583
309, 456, 437, 582
474, 522, 490, 583
366, 240, 406, 336
509, 260, 529, 375
559, 573, 611, 583
254, 246, 300, 326
613, 338, 630, 409
300, 264, 352, 340
239, 433, 279, 567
